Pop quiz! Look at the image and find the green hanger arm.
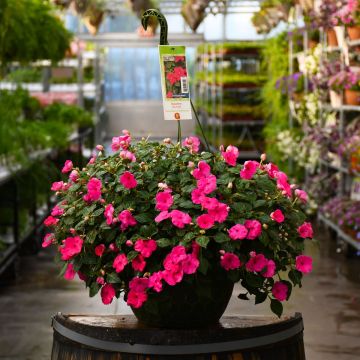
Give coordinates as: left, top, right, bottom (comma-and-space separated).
141, 9, 169, 45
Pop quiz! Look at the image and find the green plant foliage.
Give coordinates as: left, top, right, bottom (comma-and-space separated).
0, 0, 72, 64
196, 71, 267, 85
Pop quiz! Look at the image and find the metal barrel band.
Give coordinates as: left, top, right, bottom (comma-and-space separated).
52, 317, 304, 355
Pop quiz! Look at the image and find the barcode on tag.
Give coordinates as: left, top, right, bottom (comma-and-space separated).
181, 76, 189, 93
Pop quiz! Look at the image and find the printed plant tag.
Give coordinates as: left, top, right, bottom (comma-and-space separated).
159, 45, 192, 120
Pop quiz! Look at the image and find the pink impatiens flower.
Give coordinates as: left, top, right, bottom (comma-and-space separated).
118, 210, 137, 231
84, 178, 102, 202
208, 202, 229, 223
275, 171, 292, 197
44, 216, 59, 227
246, 252, 267, 272
192, 161, 211, 179
42, 233, 54, 248
60, 236, 83, 260
120, 150, 136, 162
221, 145, 239, 166
95, 244, 106, 257
220, 253, 241, 271
69, 170, 79, 182
228, 224, 248, 240
120, 171, 137, 189
155, 211, 171, 223
127, 290, 148, 308
197, 214, 214, 229
148, 272, 163, 292
197, 174, 217, 194
101, 283, 116, 305
96, 276, 105, 285
61, 160, 73, 173
297, 222, 313, 239
51, 181, 66, 192
169, 210, 192, 228
182, 136, 200, 153
264, 163, 279, 178
201, 197, 219, 211
129, 277, 149, 292
104, 204, 114, 225
270, 209, 285, 223
113, 253, 128, 272
111, 134, 131, 152
272, 281, 288, 302
296, 255, 313, 274
155, 191, 173, 211
134, 239, 157, 258
262, 259, 276, 278
295, 189, 308, 203
240, 161, 259, 180
51, 205, 64, 217
191, 188, 206, 205
244, 219, 262, 240
182, 254, 200, 274
132, 254, 146, 272
64, 263, 76, 280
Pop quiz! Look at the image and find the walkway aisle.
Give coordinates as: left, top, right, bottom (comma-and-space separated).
0, 227, 359, 360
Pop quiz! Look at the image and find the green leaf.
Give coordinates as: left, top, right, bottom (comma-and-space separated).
106, 273, 121, 283
231, 202, 252, 213
92, 208, 104, 217
196, 236, 210, 248
270, 299, 283, 318
134, 213, 153, 224
156, 238, 173, 248
81, 254, 98, 264
69, 183, 81, 192
86, 230, 97, 244
177, 200, 195, 209
259, 232, 270, 246
254, 200, 267, 208
183, 232, 196, 243
214, 232, 229, 243
255, 291, 268, 304
288, 269, 302, 286
89, 282, 101, 297
238, 292, 250, 300
127, 250, 138, 261
58, 262, 68, 277
245, 272, 264, 288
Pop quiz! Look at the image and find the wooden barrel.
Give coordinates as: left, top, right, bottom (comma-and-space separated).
51, 313, 306, 360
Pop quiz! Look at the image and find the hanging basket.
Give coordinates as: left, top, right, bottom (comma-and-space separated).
181, 0, 210, 32
347, 26, 360, 41
83, 4, 104, 35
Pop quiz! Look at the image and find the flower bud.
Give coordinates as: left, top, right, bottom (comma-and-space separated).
188, 161, 195, 168
263, 223, 268, 229
70, 228, 76, 234
96, 145, 104, 151
126, 240, 133, 247
219, 250, 225, 255
84, 216, 89, 221
100, 269, 105, 276
219, 145, 224, 152
260, 153, 266, 161
199, 230, 206, 234
122, 129, 130, 135
163, 138, 172, 144
290, 184, 297, 189
158, 182, 168, 190
227, 182, 233, 189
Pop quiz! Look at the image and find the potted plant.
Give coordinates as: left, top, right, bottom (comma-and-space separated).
328, 69, 359, 106
44, 132, 314, 328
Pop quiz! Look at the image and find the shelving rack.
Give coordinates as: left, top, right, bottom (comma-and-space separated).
195, 42, 265, 158
288, 18, 360, 253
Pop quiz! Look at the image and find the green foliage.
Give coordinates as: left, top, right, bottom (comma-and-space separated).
0, 0, 72, 64
196, 71, 267, 85
50, 138, 311, 317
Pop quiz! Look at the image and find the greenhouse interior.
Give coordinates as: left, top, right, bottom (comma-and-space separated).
0, 0, 359, 359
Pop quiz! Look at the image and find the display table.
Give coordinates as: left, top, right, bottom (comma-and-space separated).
51, 313, 305, 359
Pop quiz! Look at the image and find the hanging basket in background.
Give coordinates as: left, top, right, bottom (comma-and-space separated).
182, 0, 210, 32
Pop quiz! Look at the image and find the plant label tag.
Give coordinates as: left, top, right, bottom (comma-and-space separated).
351, 177, 360, 201
159, 45, 192, 121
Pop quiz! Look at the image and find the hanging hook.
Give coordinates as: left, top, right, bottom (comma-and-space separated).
141, 9, 169, 45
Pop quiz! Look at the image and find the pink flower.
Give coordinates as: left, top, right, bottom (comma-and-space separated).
132, 254, 146, 272
263, 260, 276, 278
69, 170, 79, 182
148, 272, 163, 292
295, 255, 313, 274
220, 253, 241, 271
109, 243, 119, 252
120, 171, 137, 189
120, 150, 136, 162
101, 284, 116, 305
192, 161, 211, 179
182, 254, 199, 274
155, 191, 173, 211
169, 210, 192, 228
208, 202, 229, 223
182, 136, 200, 153
246, 252, 267, 272
295, 189, 308, 203
244, 220, 262, 240
111, 134, 131, 152
272, 281, 288, 302
104, 204, 114, 225
51, 205, 64, 217
162, 267, 184, 285
44, 216, 59, 227
88, 157, 96, 165
222, 145, 239, 166
196, 214, 214, 229
62, 160, 73, 173
155, 211, 171, 223
164, 246, 187, 269
275, 171, 291, 197
228, 224, 248, 240
85, 178, 102, 202
197, 175, 217, 194
264, 163, 279, 178
95, 244, 106, 257
96, 276, 105, 285
201, 197, 219, 211
191, 188, 205, 205
134, 239, 157, 258
42, 233, 54, 248
78, 272, 87, 281
240, 161, 259, 180
297, 222, 313, 239
127, 290, 147, 308
60, 236, 83, 260
270, 209, 285, 223
166, 91, 173, 98
118, 210, 137, 231
64, 263, 76, 280
111, 253, 127, 273
129, 277, 149, 292
51, 181, 66, 192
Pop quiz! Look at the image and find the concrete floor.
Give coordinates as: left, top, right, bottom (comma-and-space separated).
0, 225, 360, 360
